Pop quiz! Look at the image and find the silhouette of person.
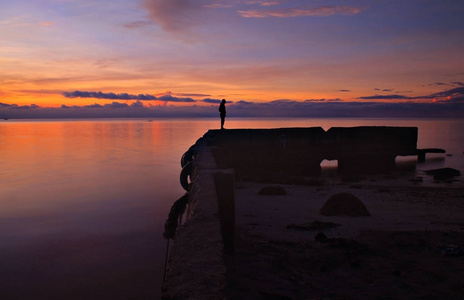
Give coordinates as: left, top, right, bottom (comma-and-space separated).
219, 99, 226, 130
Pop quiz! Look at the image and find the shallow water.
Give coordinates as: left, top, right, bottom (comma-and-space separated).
0, 118, 462, 299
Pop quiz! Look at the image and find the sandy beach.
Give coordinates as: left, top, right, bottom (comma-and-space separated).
226, 172, 464, 300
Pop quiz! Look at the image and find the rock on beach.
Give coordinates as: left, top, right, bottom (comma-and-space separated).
320, 192, 371, 217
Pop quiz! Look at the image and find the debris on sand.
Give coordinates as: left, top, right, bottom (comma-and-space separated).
258, 185, 287, 195
286, 220, 341, 231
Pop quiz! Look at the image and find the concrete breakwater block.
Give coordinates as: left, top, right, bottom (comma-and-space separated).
320, 192, 371, 217
204, 126, 420, 175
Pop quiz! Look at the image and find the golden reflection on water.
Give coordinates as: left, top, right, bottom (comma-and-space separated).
0, 119, 201, 299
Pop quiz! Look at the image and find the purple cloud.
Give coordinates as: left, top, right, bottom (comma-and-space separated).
235, 100, 254, 105
428, 87, 464, 99
131, 101, 145, 108
238, 5, 362, 18
429, 82, 448, 86
358, 87, 464, 101
358, 94, 409, 100
63, 90, 199, 103
63, 90, 158, 101
1, 99, 463, 119
157, 94, 196, 103
304, 98, 342, 102
202, 98, 223, 104
177, 93, 211, 97
84, 103, 103, 108
142, 0, 206, 33
104, 102, 129, 108
2, 103, 41, 109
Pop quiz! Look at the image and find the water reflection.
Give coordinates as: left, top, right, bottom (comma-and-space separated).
0, 119, 193, 299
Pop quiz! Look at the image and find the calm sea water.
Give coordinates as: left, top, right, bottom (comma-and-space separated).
1, 118, 463, 299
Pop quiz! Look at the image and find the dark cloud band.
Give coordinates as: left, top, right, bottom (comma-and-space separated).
63, 90, 196, 102
63, 90, 157, 100
358, 94, 409, 100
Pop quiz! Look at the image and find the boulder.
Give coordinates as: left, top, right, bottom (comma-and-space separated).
425, 168, 461, 180
320, 192, 371, 217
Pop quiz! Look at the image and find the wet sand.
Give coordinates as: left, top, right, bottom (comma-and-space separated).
226, 173, 464, 300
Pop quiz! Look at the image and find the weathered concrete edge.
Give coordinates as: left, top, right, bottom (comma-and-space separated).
162, 137, 227, 300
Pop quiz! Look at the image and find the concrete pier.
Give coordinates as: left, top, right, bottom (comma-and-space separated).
207, 126, 418, 177
162, 126, 425, 299
162, 138, 229, 300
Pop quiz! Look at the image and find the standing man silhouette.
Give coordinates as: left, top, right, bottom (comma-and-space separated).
219, 99, 226, 130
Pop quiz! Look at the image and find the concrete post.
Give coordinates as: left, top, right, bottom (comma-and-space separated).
214, 170, 235, 255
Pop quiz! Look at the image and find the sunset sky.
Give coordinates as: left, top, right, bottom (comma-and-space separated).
1, 0, 464, 118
